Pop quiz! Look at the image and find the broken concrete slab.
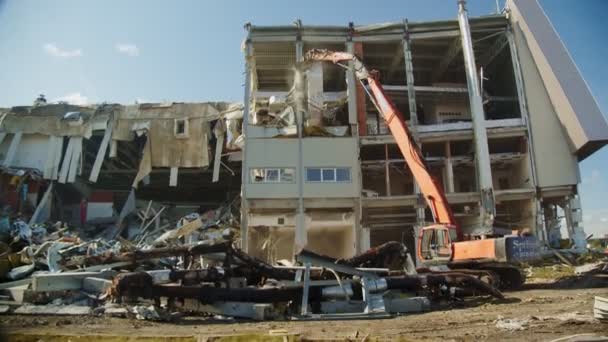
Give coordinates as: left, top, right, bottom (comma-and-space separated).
0, 305, 10, 314
14, 304, 92, 315
32, 271, 115, 292
105, 307, 129, 318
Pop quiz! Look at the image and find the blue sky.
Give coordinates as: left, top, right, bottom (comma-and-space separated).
0, 0, 606, 236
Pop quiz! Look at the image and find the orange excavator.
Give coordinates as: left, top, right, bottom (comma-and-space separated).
305, 49, 540, 288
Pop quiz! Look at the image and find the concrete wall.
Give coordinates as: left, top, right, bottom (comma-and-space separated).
245, 137, 360, 199
0, 133, 51, 171
509, 11, 579, 188
508, 0, 608, 159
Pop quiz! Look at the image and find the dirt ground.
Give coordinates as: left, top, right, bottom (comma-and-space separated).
2, 277, 607, 341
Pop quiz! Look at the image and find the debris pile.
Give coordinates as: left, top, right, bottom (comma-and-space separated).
0, 201, 505, 320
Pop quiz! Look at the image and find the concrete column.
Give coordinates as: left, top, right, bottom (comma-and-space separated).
347, 40, 366, 253
402, 21, 425, 227
240, 40, 253, 252
444, 141, 455, 193
506, 28, 538, 189
457, 0, 495, 233
294, 37, 307, 255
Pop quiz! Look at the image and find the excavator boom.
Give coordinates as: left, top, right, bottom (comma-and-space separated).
305, 49, 459, 238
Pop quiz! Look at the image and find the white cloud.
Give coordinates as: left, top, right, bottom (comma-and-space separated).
115, 43, 139, 57
52, 93, 89, 106
581, 208, 608, 237
582, 168, 602, 185
43, 43, 82, 58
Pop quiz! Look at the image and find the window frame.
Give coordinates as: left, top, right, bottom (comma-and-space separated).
250, 167, 296, 184
305, 167, 351, 183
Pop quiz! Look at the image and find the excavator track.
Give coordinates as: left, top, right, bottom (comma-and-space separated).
450, 263, 525, 290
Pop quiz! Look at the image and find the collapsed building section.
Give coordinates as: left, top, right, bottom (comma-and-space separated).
240, 0, 608, 263
0, 101, 243, 233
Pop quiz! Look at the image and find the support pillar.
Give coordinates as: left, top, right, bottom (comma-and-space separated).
457, 0, 495, 233
353, 39, 367, 136
348, 38, 366, 254
444, 141, 455, 193
240, 39, 253, 252
294, 35, 307, 255
403, 20, 426, 265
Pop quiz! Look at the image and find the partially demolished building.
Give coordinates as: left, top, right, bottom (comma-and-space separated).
0, 0, 606, 268
0, 0, 607, 323
240, 0, 608, 262
0, 102, 243, 231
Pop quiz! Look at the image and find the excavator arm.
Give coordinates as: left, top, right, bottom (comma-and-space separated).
305, 49, 460, 239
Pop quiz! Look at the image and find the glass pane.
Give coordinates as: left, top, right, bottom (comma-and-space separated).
322, 168, 335, 182
336, 168, 351, 182
306, 168, 321, 182
280, 168, 295, 183
266, 169, 279, 182
251, 169, 265, 183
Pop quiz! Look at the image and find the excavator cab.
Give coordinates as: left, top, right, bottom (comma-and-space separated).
418, 224, 455, 264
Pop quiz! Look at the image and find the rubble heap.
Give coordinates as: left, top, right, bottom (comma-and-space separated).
0, 197, 509, 320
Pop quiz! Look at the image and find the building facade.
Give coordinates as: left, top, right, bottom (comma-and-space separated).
240, 0, 608, 262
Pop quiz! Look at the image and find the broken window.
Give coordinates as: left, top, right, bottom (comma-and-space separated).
250, 168, 295, 183
266, 169, 279, 182
174, 118, 189, 138
280, 168, 295, 183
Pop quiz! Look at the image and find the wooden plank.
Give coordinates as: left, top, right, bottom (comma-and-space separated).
3, 131, 22, 167
89, 123, 113, 183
